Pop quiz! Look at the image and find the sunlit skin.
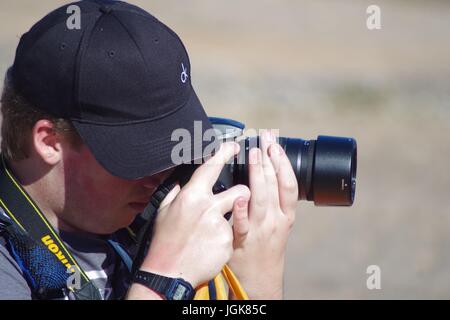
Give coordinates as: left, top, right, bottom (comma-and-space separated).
8, 120, 174, 235
55, 144, 174, 234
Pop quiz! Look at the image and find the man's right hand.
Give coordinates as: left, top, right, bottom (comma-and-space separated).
136, 142, 250, 291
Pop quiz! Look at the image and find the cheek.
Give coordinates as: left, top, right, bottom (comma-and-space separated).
79, 168, 130, 209
64, 149, 130, 209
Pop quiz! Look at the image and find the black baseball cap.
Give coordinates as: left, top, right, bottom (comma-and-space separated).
11, 0, 217, 179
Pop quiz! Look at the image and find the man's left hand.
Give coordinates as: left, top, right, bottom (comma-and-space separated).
228, 129, 299, 300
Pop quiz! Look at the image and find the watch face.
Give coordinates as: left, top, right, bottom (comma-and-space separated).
173, 283, 188, 300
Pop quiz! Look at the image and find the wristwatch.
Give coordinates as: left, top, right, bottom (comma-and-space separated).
132, 270, 195, 300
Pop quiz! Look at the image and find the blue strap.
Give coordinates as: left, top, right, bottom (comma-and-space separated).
6, 238, 37, 290
208, 279, 217, 300
107, 239, 133, 273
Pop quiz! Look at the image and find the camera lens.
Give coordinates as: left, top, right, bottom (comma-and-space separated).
230, 135, 357, 206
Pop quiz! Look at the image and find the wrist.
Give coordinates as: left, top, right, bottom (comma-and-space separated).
140, 257, 200, 288
140, 259, 199, 288
126, 282, 165, 300
228, 259, 285, 299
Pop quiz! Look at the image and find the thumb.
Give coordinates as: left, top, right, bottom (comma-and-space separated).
232, 197, 250, 247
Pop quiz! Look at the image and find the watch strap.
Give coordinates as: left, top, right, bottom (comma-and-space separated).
132, 270, 195, 300
133, 270, 172, 296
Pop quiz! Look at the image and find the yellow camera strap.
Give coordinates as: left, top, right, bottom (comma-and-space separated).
194, 264, 249, 300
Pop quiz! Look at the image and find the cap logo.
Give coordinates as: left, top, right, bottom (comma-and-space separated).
180, 63, 188, 83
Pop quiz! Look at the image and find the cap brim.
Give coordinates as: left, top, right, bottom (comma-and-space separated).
72, 91, 219, 179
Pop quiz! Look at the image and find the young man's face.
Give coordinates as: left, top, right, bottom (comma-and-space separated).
60, 143, 173, 234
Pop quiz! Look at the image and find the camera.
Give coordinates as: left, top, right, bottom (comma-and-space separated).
209, 117, 357, 206
135, 117, 358, 269
165, 117, 357, 207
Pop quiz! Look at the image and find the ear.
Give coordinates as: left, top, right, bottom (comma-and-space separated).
31, 120, 63, 165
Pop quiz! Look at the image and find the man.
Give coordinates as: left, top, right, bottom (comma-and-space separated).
0, 0, 298, 300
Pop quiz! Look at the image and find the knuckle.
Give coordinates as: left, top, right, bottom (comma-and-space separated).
267, 221, 278, 235
283, 179, 298, 195
237, 226, 249, 237
178, 190, 197, 207
253, 194, 268, 208
262, 161, 274, 172
179, 189, 210, 212
286, 214, 296, 228
264, 170, 277, 182
212, 215, 225, 229
177, 191, 192, 207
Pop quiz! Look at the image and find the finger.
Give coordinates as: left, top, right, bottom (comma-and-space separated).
159, 183, 181, 209
212, 184, 251, 216
248, 147, 267, 222
186, 142, 239, 192
269, 143, 298, 220
232, 197, 250, 246
268, 144, 282, 176
260, 129, 280, 204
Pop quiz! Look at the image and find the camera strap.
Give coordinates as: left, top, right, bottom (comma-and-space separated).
0, 155, 103, 299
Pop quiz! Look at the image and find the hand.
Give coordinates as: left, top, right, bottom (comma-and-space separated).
139, 142, 250, 289
228, 130, 298, 299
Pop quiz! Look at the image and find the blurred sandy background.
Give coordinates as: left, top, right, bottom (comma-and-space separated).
1, 0, 450, 299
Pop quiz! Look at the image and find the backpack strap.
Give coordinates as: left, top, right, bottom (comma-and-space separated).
0, 210, 69, 299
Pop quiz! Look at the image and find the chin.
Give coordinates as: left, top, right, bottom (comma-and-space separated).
121, 207, 143, 227
93, 207, 142, 235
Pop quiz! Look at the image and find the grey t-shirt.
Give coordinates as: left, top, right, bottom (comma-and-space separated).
0, 228, 133, 300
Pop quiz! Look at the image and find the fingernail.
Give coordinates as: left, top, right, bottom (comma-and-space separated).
233, 142, 240, 154
250, 148, 258, 164
264, 130, 273, 142
237, 197, 248, 209
270, 130, 277, 142
250, 148, 259, 164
